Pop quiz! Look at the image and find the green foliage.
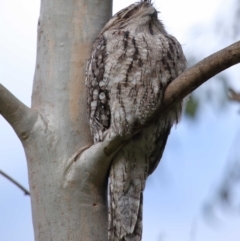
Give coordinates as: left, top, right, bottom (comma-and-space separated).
185, 95, 199, 119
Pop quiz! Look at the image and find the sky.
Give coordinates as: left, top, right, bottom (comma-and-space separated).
0, 0, 240, 241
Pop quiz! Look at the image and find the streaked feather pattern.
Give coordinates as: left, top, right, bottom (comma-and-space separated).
86, 1, 186, 240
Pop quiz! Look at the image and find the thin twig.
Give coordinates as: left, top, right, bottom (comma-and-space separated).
0, 169, 30, 196
228, 88, 240, 102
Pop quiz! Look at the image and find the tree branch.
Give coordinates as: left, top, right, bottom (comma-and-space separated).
0, 84, 37, 141
67, 133, 127, 189
0, 169, 30, 195
228, 88, 240, 103
149, 40, 240, 124
77, 41, 240, 181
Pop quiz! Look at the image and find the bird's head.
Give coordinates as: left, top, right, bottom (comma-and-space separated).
100, 1, 166, 35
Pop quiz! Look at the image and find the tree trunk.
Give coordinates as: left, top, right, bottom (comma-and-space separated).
29, 0, 113, 240
0, 0, 240, 241
23, 0, 114, 240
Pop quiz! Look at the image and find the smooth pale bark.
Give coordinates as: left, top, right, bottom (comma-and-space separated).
27, 0, 114, 240
0, 0, 240, 240
0, 84, 37, 140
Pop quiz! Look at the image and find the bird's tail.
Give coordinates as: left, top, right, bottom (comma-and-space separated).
108, 149, 146, 241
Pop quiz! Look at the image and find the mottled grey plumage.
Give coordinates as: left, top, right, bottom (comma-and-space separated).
85, 1, 186, 240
